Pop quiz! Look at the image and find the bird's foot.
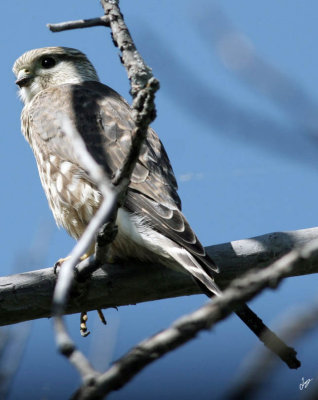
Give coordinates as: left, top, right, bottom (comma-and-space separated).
54, 253, 91, 274
53, 250, 107, 337
80, 309, 107, 337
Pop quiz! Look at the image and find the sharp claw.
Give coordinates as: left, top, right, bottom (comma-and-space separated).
53, 256, 71, 274
97, 309, 107, 325
54, 251, 105, 336
53, 249, 93, 276
53, 261, 61, 275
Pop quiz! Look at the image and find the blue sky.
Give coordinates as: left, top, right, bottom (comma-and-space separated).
1, 1, 318, 399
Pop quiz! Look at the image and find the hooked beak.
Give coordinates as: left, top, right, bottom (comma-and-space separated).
15, 69, 33, 88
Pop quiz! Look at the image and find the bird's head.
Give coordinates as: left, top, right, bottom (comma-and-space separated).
13, 47, 99, 104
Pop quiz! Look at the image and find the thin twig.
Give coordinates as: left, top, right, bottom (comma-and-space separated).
94, 0, 159, 264
49, 0, 159, 387
54, 317, 98, 384
52, 119, 117, 383
72, 237, 318, 399
47, 16, 110, 32
100, 0, 156, 95
52, 118, 116, 315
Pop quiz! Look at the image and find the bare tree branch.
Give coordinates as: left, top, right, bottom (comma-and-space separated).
71, 234, 318, 399
42, 1, 318, 396
51, 117, 117, 384
47, 16, 110, 32
53, 118, 116, 314
48, 0, 160, 387
0, 227, 317, 327
77, 0, 160, 277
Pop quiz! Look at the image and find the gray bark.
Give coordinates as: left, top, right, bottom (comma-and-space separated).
0, 227, 317, 327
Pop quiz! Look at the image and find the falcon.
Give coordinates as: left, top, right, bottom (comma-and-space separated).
13, 46, 220, 294
13, 47, 294, 358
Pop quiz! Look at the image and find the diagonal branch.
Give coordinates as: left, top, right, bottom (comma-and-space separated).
53, 118, 116, 314
72, 236, 318, 399
49, 0, 159, 387
44, 1, 318, 396
52, 118, 117, 382
94, 0, 159, 265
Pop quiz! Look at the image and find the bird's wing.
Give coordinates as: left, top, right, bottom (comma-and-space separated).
23, 82, 180, 206
24, 81, 218, 281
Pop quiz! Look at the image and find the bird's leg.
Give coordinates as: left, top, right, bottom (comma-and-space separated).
80, 310, 107, 337
53, 243, 107, 337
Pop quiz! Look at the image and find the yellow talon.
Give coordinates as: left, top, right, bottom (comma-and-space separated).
79, 310, 106, 337
53, 246, 107, 336
53, 252, 93, 273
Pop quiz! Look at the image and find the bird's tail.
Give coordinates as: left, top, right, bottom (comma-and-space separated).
235, 304, 300, 368
169, 246, 300, 369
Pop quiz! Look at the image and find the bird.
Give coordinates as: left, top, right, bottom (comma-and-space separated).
13, 47, 298, 365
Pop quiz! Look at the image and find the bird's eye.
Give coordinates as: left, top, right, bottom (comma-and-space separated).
41, 57, 56, 69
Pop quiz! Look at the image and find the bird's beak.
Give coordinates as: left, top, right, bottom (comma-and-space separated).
15, 69, 33, 88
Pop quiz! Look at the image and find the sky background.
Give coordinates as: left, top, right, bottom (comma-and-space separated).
1, 1, 318, 399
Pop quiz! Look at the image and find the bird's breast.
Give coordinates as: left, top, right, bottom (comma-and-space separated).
31, 143, 168, 263
34, 150, 101, 239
